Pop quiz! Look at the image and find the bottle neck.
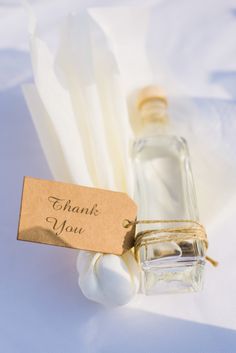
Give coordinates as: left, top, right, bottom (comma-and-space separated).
138, 99, 169, 136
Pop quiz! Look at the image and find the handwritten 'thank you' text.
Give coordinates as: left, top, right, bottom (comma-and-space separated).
45, 196, 100, 236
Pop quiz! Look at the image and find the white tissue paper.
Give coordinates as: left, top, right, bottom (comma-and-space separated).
22, 3, 140, 306
22, 1, 236, 329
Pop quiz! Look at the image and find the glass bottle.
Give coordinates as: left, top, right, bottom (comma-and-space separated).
132, 86, 206, 295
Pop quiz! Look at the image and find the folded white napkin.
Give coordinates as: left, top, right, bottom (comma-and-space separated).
22, 3, 141, 306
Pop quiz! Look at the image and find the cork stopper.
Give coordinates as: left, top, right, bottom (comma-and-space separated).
137, 85, 168, 110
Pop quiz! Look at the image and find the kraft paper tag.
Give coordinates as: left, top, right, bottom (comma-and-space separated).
17, 177, 137, 255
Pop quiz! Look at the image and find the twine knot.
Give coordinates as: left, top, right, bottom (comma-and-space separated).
123, 218, 218, 267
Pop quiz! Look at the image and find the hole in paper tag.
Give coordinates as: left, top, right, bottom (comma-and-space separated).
17, 177, 137, 255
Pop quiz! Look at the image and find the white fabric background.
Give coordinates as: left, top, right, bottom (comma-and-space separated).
1, 0, 236, 352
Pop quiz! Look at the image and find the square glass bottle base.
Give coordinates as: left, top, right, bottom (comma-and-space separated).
137, 239, 205, 295
140, 261, 205, 295
136, 236, 206, 295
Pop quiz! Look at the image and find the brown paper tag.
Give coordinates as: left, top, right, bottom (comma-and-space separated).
17, 176, 137, 255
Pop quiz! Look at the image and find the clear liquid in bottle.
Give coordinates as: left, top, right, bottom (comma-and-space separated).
132, 86, 206, 295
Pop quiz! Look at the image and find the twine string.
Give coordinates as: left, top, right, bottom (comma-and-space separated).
123, 218, 218, 267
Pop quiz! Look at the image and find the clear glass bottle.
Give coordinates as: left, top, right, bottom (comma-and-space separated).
132, 86, 206, 295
